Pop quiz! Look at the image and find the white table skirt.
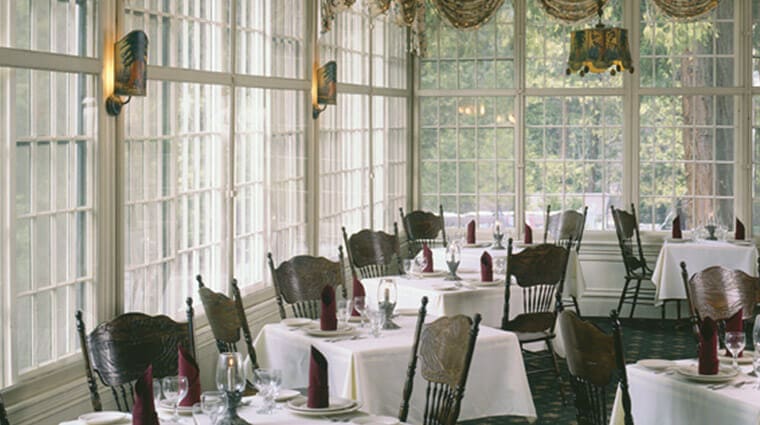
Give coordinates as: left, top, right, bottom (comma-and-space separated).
651, 240, 758, 304
609, 361, 760, 425
253, 316, 537, 423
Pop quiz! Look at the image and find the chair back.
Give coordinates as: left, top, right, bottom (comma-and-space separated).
75, 299, 195, 412
196, 276, 259, 371
558, 310, 632, 425
0, 392, 9, 425
398, 297, 481, 425
610, 204, 649, 276
544, 205, 588, 252
267, 250, 347, 319
501, 239, 570, 332
400, 205, 447, 256
342, 225, 403, 279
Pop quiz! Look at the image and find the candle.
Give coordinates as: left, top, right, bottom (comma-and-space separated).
384, 288, 390, 303
494, 221, 501, 234
227, 356, 235, 391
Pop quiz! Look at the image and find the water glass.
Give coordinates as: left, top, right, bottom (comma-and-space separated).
152, 378, 163, 408
402, 259, 412, 277
754, 343, 760, 390
253, 369, 282, 414
353, 296, 367, 327
337, 299, 352, 326
752, 314, 760, 347
725, 331, 746, 371
162, 375, 189, 422
367, 308, 385, 338
201, 391, 227, 424
494, 257, 507, 275
413, 253, 428, 274
191, 402, 204, 424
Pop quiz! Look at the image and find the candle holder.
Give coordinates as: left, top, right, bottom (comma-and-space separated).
377, 279, 400, 329
216, 391, 250, 425
445, 260, 461, 281
444, 242, 462, 281
492, 231, 505, 250
215, 352, 250, 425
705, 224, 717, 240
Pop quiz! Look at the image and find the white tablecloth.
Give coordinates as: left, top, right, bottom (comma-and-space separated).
651, 240, 758, 304
609, 361, 760, 425
253, 315, 537, 423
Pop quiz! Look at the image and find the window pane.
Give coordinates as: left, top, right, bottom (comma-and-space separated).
372, 13, 408, 89
372, 96, 408, 229
124, 81, 229, 314
320, 1, 370, 86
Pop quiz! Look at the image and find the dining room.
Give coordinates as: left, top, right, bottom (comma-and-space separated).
1, 0, 760, 424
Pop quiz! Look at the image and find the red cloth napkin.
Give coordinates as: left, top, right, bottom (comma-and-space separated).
422, 243, 433, 273
132, 365, 159, 425
351, 275, 365, 317
698, 318, 719, 375
307, 346, 329, 408
725, 310, 744, 357
178, 344, 201, 406
735, 218, 745, 240
672, 215, 682, 239
524, 224, 533, 244
320, 285, 337, 331
466, 220, 476, 244
480, 251, 493, 282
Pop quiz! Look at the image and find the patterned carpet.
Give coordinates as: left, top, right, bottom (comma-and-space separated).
460, 317, 696, 425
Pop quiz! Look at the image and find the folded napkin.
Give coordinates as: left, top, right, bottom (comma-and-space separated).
480, 251, 493, 282
178, 344, 201, 406
320, 285, 337, 331
698, 318, 719, 375
307, 346, 329, 408
351, 275, 365, 317
466, 220, 476, 244
672, 215, 682, 239
735, 218, 745, 240
422, 243, 433, 273
132, 365, 159, 425
725, 310, 744, 357
524, 224, 533, 244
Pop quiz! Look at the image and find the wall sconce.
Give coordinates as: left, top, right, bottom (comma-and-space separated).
312, 60, 337, 119
106, 30, 148, 116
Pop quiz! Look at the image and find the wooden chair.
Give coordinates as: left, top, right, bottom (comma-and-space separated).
679, 260, 760, 340
501, 238, 570, 402
267, 249, 347, 320
75, 299, 195, 412
558, 309, 633, 425
544, 205, 588, 315
399, 204, 447, 257
0, 392, 9, 425
610, 204, 660, 318
196, 276, 259, 373
398, 296, 481, 425
342, 224, 404, 279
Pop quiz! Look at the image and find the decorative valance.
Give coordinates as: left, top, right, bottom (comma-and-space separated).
370, 0, 428, 56
321, 0, 356, 33
649, 0, 720, 21
429, 0, 505, 29
538, 0, 609, 23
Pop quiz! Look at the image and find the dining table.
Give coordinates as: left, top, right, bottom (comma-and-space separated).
651, 239, 758, 305
253, 314, 538, 423
609, 359, 760, 425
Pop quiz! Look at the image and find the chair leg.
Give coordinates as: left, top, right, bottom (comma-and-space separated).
545, 339, 567, 405
571, 296, 581, 318
630, 279, 642, 318
617, 278, 631, 315
677, 300, 681, 320
661, 300, 666, 320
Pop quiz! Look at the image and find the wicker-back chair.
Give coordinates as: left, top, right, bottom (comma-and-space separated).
75, 299, 195, 412
400, 205, 447, 257
342, 225, 404, 279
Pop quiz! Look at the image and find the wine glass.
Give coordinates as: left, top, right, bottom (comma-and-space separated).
754, 343, 760, 390
337, 299, 352, 326
413, 252, 428, 274
725, 331, 746, 371
253, 369, 282, 414
162, 375, 189, 422
152, 378, 163, 409
752, 314, 760, 347
353, 296, 367, 327
201, 391, 227, 424
402, 259, 412, 277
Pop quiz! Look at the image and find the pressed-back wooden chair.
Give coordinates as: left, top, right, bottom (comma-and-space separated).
501, 238, 570, 402
0, 392, 9, 425
196, 276, 259, 373
679, 260, 760, 340
75, 298, 195, 412
399, 204, 447, 257
342, 224, 404, 279
558, 309, 633, 425
544, 205, 588, 315
610, 204, 661, 318
398, 296, 482, 425
267, 249, 347, 319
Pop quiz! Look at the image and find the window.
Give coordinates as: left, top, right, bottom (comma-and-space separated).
372, 96, 408, 229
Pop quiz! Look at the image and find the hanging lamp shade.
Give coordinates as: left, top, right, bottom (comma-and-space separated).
565, 0, 633, 77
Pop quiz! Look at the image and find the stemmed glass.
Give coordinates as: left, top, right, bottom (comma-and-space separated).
725, 331, 746, 371
201, 391, 227, 424
353, 296, 367, 327
753, 343, 760, 389
162, 375, 189, 422
253, 368, 282, 414
152, 378, 163, 409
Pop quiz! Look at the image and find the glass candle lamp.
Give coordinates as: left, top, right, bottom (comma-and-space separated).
377, 278, 400, 329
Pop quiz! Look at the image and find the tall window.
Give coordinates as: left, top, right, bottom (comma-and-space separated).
750, 0, 760, 234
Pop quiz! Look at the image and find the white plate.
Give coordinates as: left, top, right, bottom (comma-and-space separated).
287, 396, 356, 412
431, 283, 459, 291
413, 271, 448, 278
726, 239, 753, 246
352, 416, 400, 425
719, 350, 755, 365
158, 400, 194, 415
462, 242, 491, 248
465, 278, 504, 287
348, 315, 363, 323
395, 308, 419, 316
675, 365, 739, 383
78, 412, 131, 425
303, 323, 355, 337
281, 317, 313, 327
275, 389, 301, 402
637, 359, 675, 371
665, 238, 693, 243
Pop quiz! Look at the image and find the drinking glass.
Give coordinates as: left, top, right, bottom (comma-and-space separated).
152, 378, 163, 409
367, 307, 385, 338
191, 402, 204, 424
353, 296, 367, 327
201, 391, 227, 424
754, 343, 760, 390
253, 369, 282, 414
162, 375, 189, 422
413, 253, 428, 274
752, 314, 760, 347
725, 331, 746, 371
402, 259, 412, 277
216, 352, 246, 393
337, 299, 351, 326
494, 257, 507, 275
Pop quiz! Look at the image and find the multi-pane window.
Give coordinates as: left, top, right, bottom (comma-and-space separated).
750, 1, 760, 233
372, 13, 408, 89
9, 69, 97, 377
124, 82, 228, 315
525, 96, 623, 230
234, 89, 307, 286
372, 96, 408, 229
320, 1, 370, 86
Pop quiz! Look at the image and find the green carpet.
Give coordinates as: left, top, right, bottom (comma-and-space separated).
460, 318, 697, 425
